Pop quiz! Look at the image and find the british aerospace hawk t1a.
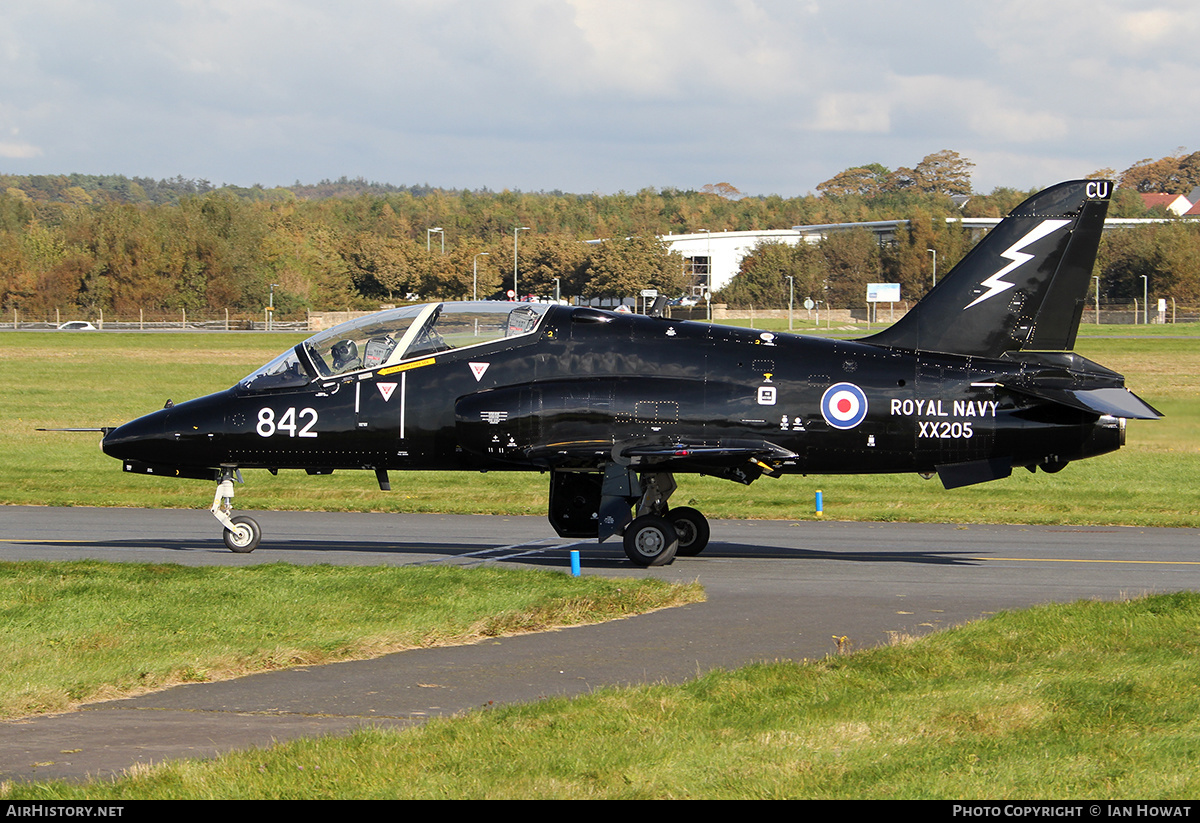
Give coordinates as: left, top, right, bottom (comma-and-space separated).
101, 180, 1159, 565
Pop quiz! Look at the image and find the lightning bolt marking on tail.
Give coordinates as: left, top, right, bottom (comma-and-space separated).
964, 219, 1070, 309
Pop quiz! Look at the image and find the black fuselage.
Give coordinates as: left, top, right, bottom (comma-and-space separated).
102, 305, 1122, 482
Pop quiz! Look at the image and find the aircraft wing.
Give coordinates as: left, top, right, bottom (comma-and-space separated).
456, 376, 798, 472
525, 438, 798, 471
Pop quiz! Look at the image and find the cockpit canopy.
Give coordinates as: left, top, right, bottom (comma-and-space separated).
240, 301, 551, 391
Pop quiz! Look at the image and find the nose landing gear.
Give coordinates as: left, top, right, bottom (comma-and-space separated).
211, 470, 261, 553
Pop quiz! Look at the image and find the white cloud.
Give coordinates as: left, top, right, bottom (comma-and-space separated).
0, 1, 1196, 195
810, 93, 891, 133
0, 141, 41, 159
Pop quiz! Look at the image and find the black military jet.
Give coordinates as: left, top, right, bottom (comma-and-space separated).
101, 180, 1159, 565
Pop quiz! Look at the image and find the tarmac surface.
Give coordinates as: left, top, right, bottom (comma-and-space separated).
3, 505, 1200, 783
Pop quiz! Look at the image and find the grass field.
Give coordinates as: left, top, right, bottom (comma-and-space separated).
2, 329, 1196, 527
0, 560, 700, 720
5, 591, 1200, 799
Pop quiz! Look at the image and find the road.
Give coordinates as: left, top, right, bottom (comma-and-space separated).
2, 506, 1199, 782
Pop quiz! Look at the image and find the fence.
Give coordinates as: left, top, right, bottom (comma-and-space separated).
671, 300, 1200, 327
4, 300, 1199, 332
2, 308, 310, 332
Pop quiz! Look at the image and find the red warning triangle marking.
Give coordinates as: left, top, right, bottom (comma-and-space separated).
469, 362, 490, 381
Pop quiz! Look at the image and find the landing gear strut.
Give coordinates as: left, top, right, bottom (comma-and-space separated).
211, 469, 260, 553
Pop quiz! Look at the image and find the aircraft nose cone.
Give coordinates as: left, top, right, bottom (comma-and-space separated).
101, 410, 168, 462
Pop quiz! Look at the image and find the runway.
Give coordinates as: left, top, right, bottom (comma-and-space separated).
3, 505, 1199, 782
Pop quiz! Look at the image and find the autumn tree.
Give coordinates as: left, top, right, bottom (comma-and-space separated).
878, 208, 976, 302
259, 208, 355, 312
430, 243, 503, 300
582, 235, 684, 300
819, 152, 974, 199
816, 164, 892, 197
821, 228, 882, 306
891, 150, 974, 196
700, 182, 744, 199
1119, 150, 1200, 194
515, 234, 590, 298
1098, 223, 1200, 305
715, 240, 824, 308
343, 232, 424, 301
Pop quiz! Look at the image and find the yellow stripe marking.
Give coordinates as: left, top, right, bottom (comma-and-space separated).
378, 358, 435, 376
975, 556, 1200, 566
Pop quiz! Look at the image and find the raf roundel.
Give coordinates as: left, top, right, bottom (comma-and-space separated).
821, 382, 868, 430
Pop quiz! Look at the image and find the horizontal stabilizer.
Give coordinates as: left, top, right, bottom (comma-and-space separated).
1000, 383, 1161, 420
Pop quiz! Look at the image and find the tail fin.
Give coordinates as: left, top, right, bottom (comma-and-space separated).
863, 180, 1111, 357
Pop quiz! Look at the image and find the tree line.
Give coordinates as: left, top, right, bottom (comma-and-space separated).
719, 149, 1200, 309
2, 151, 1197, 318
715, 218, 1200, 309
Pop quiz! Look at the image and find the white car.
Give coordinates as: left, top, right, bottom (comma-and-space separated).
58, 321, 96, 330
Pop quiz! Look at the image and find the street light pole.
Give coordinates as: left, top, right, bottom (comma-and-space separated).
513, 226, 530, 299
473, 252, 489, 301
427, 227, 444, 253
787, 275, 794, 332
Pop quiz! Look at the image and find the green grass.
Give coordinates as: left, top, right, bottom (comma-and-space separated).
6, 591, 1200, 799
0, 560, 701, 720
2, 331, 1199, 798
2, 331, 1196, 526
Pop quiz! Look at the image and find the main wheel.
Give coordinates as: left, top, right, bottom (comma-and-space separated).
669, 506, 710, 556
623, 515, 678, 567
222, 515, 261, 553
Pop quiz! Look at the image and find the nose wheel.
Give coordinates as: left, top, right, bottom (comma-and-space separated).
211, 470, 260, 553
222, 515, 261, 553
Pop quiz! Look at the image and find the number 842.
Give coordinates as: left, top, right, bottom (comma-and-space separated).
256, 407, 319, 438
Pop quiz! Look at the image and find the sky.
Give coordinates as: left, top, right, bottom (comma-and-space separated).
1, 0, 1197, 197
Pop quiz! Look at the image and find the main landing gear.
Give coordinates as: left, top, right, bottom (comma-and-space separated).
548, 468, 714, 567
619, 472, 711, 567
211, 469, 261, 553
621, 508, 711, 567
621, 506, 712, 566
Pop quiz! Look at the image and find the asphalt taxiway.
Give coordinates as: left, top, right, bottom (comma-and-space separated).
2, 506, 1199, 782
